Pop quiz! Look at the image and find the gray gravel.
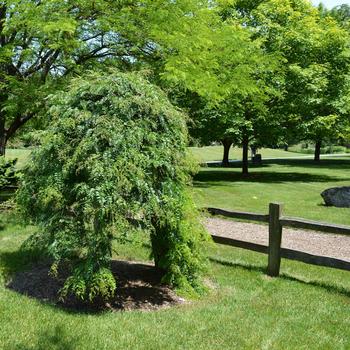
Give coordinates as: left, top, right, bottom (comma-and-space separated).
205, 217, 350, 262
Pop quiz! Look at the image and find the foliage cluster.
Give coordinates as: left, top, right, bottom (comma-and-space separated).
17, 72, 207, 301
2, 0, 350, 170
0, 156, 18, 188
288, 144, 348, 155
176, 0, 350, 171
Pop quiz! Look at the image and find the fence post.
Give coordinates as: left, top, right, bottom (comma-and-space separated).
267, 202, 283, 277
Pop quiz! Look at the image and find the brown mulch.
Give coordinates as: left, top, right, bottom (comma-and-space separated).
205, 217, 350, 262
7, 260, 185, 312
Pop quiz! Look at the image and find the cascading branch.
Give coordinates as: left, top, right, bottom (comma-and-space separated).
17, 71, 208, 302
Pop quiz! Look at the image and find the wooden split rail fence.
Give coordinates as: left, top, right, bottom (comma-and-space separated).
207, 203, 350, 276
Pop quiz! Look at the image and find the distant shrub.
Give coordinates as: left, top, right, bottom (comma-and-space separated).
17, 72, 208, 302
321, 145, 346, 154
288, 144, 346, 155
0, 157, 19, 189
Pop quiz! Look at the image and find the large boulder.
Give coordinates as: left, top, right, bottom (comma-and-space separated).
321, 187, 350, 208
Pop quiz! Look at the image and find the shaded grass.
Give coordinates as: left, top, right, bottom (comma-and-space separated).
0, 211, 350, 350
194, 157, 350, 225
0, 189, 16, 203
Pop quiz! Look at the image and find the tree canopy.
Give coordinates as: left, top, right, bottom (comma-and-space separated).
0, 0, 217, 154
186, 0, 350, 166
244, 0, 350, 159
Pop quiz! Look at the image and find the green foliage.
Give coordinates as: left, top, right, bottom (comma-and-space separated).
0, 156, 18, 188
0, 0, 218, 153
17, 71, 207, 301
169, 2, 283, 172
328, 4, 350, 28
59, 266, 117, 302
251, 0, 350, 147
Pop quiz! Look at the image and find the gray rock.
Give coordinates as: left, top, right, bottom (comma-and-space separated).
321, 187, 350, 208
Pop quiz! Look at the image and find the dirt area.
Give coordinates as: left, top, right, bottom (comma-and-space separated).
205, 217, 350, 262
7, 260, 185, 312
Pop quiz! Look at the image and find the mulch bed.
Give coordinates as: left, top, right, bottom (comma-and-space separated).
7, 260, 185, 312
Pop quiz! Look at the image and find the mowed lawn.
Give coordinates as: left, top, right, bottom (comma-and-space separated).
193, 155, 350, 226
1, 147, 350, 349
190, 145, 314, 163
0, 211, 350, 350
5, 148, 31, 169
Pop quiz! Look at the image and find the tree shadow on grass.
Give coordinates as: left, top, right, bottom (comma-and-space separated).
269, 158, 350, 170
194, 170, 350, 187
278, 274, 350, 299
0, 249, 43, 280
7, 326, 79, 350
210, 257, 350, 299
2, 249, 182, 314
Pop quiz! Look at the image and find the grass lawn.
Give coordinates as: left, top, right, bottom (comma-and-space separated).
5, 148, 32, 169
1, 148, 350, 348
194, 157, 350, 226
0, 211, 350, 350
189, 146, 315, 163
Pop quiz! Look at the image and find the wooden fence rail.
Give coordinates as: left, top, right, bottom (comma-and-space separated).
207, 203, 350, 276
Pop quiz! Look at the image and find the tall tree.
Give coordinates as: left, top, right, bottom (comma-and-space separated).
164, 2, 281, 174
328, 4, 350, 26
241, 0, 350, 161
0, 0, 216, 155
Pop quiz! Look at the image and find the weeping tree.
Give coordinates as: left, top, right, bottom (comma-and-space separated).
17, 72, 207, 302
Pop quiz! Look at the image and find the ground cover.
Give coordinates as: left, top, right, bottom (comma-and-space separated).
190, 146, 316, 163
193, 157, 350, 226
0, 210, 350, 350
1, 148, 350, 349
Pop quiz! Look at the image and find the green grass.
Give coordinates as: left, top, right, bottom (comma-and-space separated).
5, 148, 31, 169
1, 148, 350, 348
189, 146, 313, 163
0, 211, 350, 349
194, 157, 350, 226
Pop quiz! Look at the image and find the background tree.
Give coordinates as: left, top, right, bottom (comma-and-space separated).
238, 0, 350, 161
163, 2, 282, 174
328, 4, 350, 27
0, 0, 217, 155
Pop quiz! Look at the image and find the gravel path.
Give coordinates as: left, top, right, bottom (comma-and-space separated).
205, 217, 350, 262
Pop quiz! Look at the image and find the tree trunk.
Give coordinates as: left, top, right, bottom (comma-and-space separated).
150, 217, 167, 273
314, 140, 322, 162
0, 114, 6, 156
242, 135, 249, 175
222, 139, 232, 167
0, 113, 34, 156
